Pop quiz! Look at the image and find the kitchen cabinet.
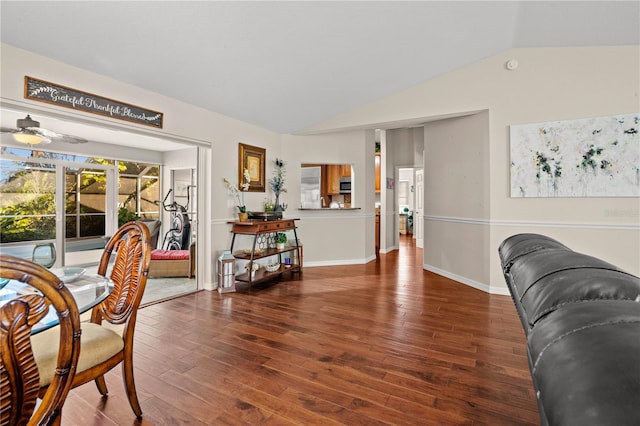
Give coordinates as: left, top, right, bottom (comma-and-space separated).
339, 164, 351, 178
326, 165, 341, 195
325, 164, 351, 195
229, 219, 302, 289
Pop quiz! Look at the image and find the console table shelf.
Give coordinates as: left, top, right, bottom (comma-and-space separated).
229, 218, 302, 288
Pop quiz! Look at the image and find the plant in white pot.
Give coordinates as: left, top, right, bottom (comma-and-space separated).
245, 261, 259, 278
223, 169, 251, 221
275, 232, 287, 250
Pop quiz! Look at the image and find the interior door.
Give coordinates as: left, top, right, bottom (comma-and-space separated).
414, 168, 424, 248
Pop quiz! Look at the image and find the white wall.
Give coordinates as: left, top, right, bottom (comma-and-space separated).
380, 130, 396, 253
282, 130, 376, 264
302, 46, 640, 292
423, 112, 491, 290
413, 127, 424, 167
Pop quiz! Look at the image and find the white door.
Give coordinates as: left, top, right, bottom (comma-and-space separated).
414, 168, 424, 248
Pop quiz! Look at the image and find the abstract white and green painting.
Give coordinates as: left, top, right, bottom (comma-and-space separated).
510, 113, 639, 197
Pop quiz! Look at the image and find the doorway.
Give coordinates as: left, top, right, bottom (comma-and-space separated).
397, 167, 418, 247
141, 154, 200, 306
414, 168, 423, 248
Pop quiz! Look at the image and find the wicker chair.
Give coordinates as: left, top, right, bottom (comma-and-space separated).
32, 221, 151, 419
0, 255, 81, 426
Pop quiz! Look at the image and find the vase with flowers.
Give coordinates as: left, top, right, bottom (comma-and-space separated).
245, 261, 259, 278
270, 158, 287, 212
223, 169, 251, 221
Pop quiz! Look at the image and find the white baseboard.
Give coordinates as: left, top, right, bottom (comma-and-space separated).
380, 245, 398, 254
423, 264, 510, 295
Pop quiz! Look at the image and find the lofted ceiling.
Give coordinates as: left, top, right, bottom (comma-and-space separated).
1, 1, 639, 149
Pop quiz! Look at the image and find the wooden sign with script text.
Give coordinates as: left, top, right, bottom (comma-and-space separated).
24, 76, 163, 128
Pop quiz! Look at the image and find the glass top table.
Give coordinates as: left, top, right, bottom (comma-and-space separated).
0, 268, 111, 334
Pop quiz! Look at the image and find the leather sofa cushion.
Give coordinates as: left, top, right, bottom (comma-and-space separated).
498, 234, 571, 273
498, 233, 569, 273
522, 267, 640, 326
528, 300, 640, 426
508, 249, 624, 312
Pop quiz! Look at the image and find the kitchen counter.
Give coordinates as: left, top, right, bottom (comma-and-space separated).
299, 207, 361, 210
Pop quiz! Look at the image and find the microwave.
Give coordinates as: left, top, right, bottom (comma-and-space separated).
339, 178, 351, 194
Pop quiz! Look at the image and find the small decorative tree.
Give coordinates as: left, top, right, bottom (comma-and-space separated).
269, 158, 287, 211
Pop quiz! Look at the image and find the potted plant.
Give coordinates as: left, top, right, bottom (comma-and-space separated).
263, 199, 275, 212
223, 169, 251, 221
269, 158, 287, 211
275, 232, 287, 250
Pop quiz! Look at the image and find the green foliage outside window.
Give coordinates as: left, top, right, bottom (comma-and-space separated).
1, 151, 160, 245
118, 207, 140, 227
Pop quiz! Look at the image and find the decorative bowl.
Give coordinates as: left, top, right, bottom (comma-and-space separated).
264, 263, 280, 273
242, 248, 262, 255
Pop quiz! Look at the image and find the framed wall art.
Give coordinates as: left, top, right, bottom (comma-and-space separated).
239, 143, 266, 192
386, 177, 395, 190
510, 113, 639, 197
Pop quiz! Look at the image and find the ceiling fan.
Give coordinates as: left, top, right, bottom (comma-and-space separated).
1, 114, 88, 145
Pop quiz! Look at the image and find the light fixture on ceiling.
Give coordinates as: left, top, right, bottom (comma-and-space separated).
1, 114, 88, 145
10, 115, 52, 145
13, 133, 48, 144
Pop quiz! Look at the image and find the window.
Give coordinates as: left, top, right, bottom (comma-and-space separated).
0, 147, 160, 266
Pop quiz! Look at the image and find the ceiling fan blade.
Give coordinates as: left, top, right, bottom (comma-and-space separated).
56, 134, 88, 144
28, 127, 63, 138
34, 127, 88, 144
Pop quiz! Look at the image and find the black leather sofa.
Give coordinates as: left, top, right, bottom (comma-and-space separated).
498, 233, 640, 426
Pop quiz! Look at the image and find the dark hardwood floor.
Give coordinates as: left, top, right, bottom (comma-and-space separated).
61, 235, 539, 425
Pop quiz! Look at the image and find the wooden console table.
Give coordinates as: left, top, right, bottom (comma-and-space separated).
229, 218, 302, 288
